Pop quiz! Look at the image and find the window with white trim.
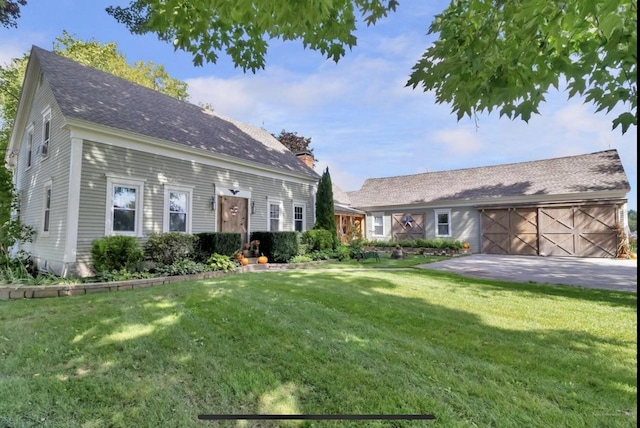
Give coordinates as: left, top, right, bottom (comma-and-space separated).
435, 209, 452, 237
42, 180, 52, 235
293, 203, 305, 232
373, 215, 384, 236
268, 199, 283, 231
106, 177, 145, 236
164, 185, 193, 233
42, 108, 51, 158
26, 127, 34, 168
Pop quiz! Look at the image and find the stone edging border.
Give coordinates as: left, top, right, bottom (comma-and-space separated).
0, 261, 330, 301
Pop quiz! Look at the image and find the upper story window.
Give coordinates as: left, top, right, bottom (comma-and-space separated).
294, 203, 305, 232
268, 199, 283, 231
26, 126, 34, 168
105, 176, 145, 236
41, 107, 51, 158
435, 209, 452, 237
164, 185, 193, 233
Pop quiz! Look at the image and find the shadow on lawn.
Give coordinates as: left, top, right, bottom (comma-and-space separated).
416, 269, 638, 308
2, 269, 637, 427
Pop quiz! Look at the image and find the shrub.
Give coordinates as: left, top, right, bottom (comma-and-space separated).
91, 236, 144, 273
289, 254, 313, 263
270, 232, 299, 262
302, 229, 334, 251
144, 232, 197, 265
308, 249, 336, 261
155, 259, 209, 276
335, 245, 351, 261
207, 253, 237, 272
94, 268, 154, 283
195, 233, 242, 260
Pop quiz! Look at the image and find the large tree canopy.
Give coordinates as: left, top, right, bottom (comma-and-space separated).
108, 0, 636, 134
0, 0, 26, 28
273, 130, 315, 157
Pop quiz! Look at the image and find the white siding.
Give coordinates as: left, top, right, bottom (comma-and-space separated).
76, 141, 316, 272
14, 79, 71, 274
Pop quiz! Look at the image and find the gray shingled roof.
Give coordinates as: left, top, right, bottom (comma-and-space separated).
32, 46, 319, 180
347, 150, 630, 208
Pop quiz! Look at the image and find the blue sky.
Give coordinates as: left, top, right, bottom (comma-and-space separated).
1, 0, 636, 210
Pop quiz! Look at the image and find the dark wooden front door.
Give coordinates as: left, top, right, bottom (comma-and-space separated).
218, 196, 248, 243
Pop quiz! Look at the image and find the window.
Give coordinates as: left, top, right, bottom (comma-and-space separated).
294, 203, 305, 232
164, 185, 192, 233
42, 108, 51, 158
106, 177, 145, 236
373, 215, 384, 236
26, 128, 34, 168
268, 199, 283, 231
42, 181, 52, 235
435, 209, 451, 237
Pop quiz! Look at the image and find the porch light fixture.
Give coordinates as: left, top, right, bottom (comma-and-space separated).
211, 196, 216, 211
251, 201, 256, 215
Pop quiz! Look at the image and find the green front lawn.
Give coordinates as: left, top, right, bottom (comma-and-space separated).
0, 269, 636, 427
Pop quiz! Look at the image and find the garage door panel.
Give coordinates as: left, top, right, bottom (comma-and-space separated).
539, 206, 617, 257
482, 208, 538, 255
482, 234, 510, 254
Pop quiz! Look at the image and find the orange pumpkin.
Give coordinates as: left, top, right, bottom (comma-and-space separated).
240, 257, 249, 266
463, 242, 470, 249
236, 253, 244, 260
257, 255, 268, 264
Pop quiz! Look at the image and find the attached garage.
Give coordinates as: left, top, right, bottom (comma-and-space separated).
481, 202, 624, 257
346, 150, 631, 259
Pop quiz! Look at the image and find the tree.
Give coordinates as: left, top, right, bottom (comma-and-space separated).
629, 209, 637, 232
0, 32, 189, 234
108, 0, 636, 134
0, 0, 26, 28
314, 167, 338, 249
273, 130, 315, 157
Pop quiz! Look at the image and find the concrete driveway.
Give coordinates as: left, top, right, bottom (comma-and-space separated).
416, 254, 637, 292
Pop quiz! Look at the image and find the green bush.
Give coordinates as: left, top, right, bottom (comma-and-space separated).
207, 253, 237, 272
94, 268, 154, 283
144, 232, 197, 265
289, 254, 313, 263
308, 249, 336, 261
91, 236, 144, 273
302, 229, 335, 251
271, 232, 299, 262
335, 245, 351, 261
195, 233, 242, 260
155, 259, 209, 276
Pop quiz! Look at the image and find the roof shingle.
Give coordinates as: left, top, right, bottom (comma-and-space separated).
347, 150, 630, 208
32, 46, 319, 179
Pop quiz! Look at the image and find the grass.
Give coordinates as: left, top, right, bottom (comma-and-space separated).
0, 267, 636, 427
319, 253, 451, 269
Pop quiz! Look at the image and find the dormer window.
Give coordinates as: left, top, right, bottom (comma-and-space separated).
42, 108, 51, 158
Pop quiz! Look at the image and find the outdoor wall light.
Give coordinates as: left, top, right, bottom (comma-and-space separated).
211, 196, 216, 211
251, 201, 256, 215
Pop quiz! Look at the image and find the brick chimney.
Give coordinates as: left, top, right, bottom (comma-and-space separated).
296, 151, 315, 169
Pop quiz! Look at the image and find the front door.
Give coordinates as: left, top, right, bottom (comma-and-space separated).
218, 196, 248, 243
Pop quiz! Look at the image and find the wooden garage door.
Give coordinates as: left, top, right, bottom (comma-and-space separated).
481, 208, 538, 255
539, 206, 617, 257
392, 213, 425, 241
